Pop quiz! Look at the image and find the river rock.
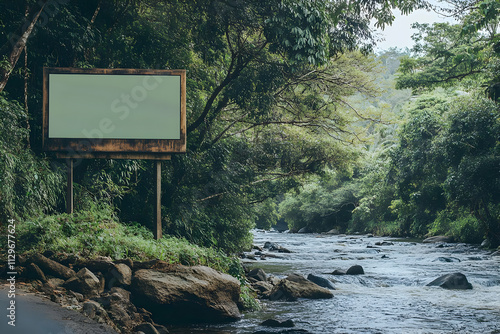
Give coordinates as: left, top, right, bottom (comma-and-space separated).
426, 273, 473, 290
346, 265, 364, 275
82, 300, 110, 323
32, 253, 76, 279
307, 274, 336, 290
375, 241, 394, 246
131, 265, 241, 323
433, 257, 461, 263
423, 236, 453, 243
325, 229, 340, 235
74, 256, 115, 273
252, 329, 310, 334
63, 267, 101, 296
330, 269, 346, 275
297, 226, 312, 233
26, 263, 47, 282
261, 319, 295, 327
108, 263, 133, 288
277, 246, 293, 253
248, 268, 267, 282
268, 274, 333, 301
134, 323, 161, 334
252, 281, 273, 295
95, 290, 144, 331
264, 242, 279, 249
267, 275, 281, 286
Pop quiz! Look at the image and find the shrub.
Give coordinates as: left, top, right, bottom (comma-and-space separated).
0, 94, 64, 222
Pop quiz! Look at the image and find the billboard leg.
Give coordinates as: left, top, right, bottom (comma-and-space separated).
154, 160, 162, 240
66, 159, 73, 214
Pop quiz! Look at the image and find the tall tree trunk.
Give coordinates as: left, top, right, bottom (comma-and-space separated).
84, 0, 102, 62
0, 0, 48, 93
24, 45, 30, 148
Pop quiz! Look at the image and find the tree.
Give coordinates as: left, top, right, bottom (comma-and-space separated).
396, 0, 500, 100
0, 0, 50, 92
388, 90, 454, 236
442, 96, 500, 246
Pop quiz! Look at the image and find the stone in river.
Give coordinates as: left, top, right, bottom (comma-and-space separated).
131, 265, 241, 323
307, 274, 336, 290
346, 265, 364, 275
260, 318, 295, 327
248, 268, 267, 282
426, 272, 473, 290
433, 257, 461, 263
330, 269, 346, 275
268, 274, 333, 301
374, 241, 394, 246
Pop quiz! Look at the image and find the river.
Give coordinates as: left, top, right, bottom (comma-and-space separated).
170, 231, 500, 334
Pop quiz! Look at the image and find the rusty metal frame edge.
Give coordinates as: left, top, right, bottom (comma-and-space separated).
42, 67, 186, 159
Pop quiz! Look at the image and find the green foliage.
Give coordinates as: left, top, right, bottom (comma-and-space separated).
430, 208, 485, 244
396, 8, 500, 100
8, 210, 236, 271
442, 96, 500, 245
279, 175, 359, 232
0, 94, 64, 221
387, 90, 455, 235
239, 284, 261, 311
254, 199, 281, 230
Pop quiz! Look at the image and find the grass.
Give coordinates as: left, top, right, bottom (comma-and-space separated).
3, 211, 236, 271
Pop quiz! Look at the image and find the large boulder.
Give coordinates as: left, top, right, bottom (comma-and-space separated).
248, 268, 267, 282
108, 263, 133, 288
131, 265, 241, 323
261, 319, 295, 328
26, 263, 47, 282
426, 273, 473, 290
268, 274, 333, 301
63, 267, 101, 296
423, 236, 453, 243
74, 256, 115, 273
307, 274, 335, 290
251, 281, 273, 295
95, 290, 143, 331
82, 300, 111, 325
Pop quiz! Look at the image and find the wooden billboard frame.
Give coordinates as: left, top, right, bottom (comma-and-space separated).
42, 67, 187, 239
42, 67, 186, 160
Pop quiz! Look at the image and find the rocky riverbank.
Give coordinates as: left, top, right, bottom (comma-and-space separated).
1, 253, 243, 333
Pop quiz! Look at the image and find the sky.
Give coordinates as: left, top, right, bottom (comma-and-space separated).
374, 5, 458, 52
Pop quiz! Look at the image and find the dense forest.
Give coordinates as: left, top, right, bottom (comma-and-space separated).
0, 0, 499, 258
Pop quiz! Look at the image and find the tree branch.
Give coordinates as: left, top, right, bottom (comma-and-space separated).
0, 0, 48, 92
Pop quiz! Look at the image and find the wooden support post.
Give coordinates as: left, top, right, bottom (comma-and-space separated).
154, 160, 162, 240
66, 159, 73, 214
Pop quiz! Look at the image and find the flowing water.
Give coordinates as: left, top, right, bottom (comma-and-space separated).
170, 231, 500, 334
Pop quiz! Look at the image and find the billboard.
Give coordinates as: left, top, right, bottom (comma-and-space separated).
43, 67, 186, 159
